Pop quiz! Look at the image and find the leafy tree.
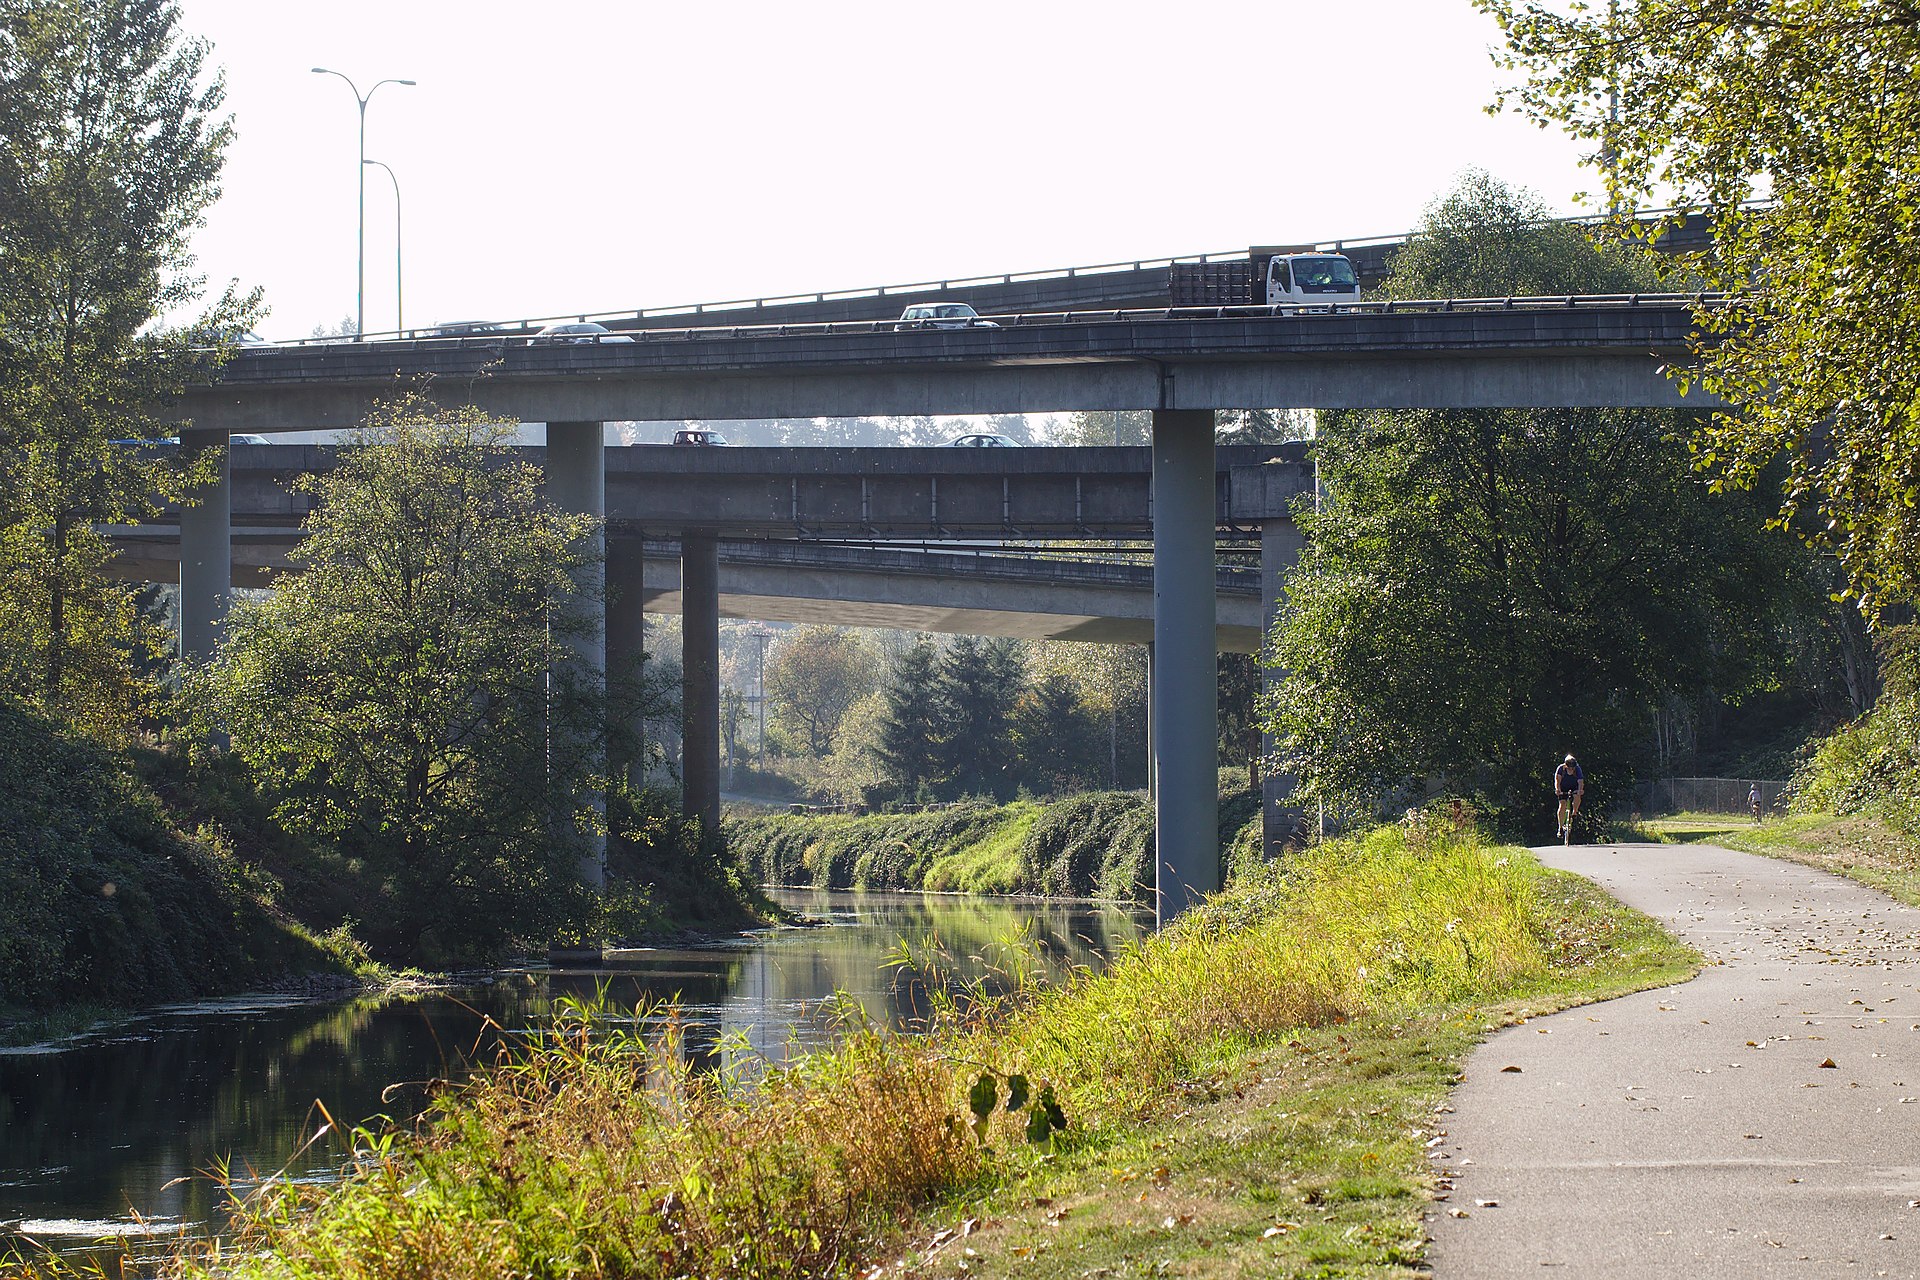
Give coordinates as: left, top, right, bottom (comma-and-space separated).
0, 0, 257, 738
1011, 671, 1101, 793
932, 635, 1025, 798
1030, 640, 1148, 789
1051, 411, 1149, 446
1217, 651, 1262, 790
191, 398, 602, 960
875, 635, 941, 795
765, 624, 879, 756
720, 685, 746, 777
1214, 409, 1311, 445
1476, 0, 1920, 609
1380, 167, 1659, 300
1265, 173, 1801, 832
819, 689, 890, 804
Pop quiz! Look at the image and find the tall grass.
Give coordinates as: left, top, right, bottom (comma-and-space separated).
996, 817, 1554, 1113
42, 820, 1653, 1280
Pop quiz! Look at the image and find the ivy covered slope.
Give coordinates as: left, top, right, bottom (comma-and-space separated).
726, 790, 1259, 901
0, 699, 342, 1020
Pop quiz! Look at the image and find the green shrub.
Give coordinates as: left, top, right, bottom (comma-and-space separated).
0, 699, 337, 1016
1789, 624, 1920, 838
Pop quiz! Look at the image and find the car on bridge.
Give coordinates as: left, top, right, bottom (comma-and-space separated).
894, 302, 998, 331
672, 428, 729, 446
943, 432, 1020, 448
529, 322, 636, 346
427, 320, 509, 338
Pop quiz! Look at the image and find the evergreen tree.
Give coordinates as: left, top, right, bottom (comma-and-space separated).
875, 635, 940, 796
933, 635, 1025, 799
1011, 671, 1100, 794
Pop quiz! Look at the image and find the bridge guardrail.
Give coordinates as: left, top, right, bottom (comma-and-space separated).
269, 203, 1745, 347
246, 293, 1730, 357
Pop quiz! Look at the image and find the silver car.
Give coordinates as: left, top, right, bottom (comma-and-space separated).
529, 322, 635, 346
895, 303, 999, 331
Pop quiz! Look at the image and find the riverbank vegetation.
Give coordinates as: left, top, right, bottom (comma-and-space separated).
0, 699, 356, 1036
75, 818, 1689, 1280
726, 788, 1260, 901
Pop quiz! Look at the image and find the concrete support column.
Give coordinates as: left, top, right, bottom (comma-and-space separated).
177, 428, 231, 663
606, 536, 648, 791
1151, 408, 1219, 927
1260, 519, 1307, 858
1144, 641, 1156, 803
681, 530, 722, 850
545, 421, 606, 891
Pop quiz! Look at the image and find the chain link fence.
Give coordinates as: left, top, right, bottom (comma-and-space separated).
1635, 776, 1790, 816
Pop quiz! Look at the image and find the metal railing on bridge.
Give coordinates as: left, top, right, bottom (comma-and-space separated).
257, 292, 1729, 353
266, 204, 1735, 347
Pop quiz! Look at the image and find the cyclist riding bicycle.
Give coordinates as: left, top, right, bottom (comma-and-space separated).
1554, 754, 1585, 843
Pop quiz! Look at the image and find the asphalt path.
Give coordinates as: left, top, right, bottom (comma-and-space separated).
1426, 843, 1920, 1278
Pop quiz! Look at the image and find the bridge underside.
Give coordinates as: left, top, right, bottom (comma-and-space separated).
104, 531, 1263, 652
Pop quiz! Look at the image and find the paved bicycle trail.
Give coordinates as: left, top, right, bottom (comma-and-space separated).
1426, 843, 1920, 1278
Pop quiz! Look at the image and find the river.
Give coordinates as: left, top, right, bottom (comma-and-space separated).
0, 890, 1149, 1270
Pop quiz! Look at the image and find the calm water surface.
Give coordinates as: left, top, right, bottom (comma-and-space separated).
0, 890, 1148, 1268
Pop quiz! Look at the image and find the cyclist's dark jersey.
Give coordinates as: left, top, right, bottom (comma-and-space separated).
1554, 763, 1584, 797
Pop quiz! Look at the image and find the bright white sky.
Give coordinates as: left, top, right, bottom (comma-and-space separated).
178, 0, 1596, 341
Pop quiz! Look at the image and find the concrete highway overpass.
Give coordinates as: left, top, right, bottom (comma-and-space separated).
180, 297, 1716, 432
156, 297, 1716, 925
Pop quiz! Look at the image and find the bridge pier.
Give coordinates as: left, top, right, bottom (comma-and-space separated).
1260, 518, 1306, 856
1150, 408, 1219, 926
681, 531, 722, 850
546, 422, 607, 891
607, 536, 648, 791
177, 428, 231, 663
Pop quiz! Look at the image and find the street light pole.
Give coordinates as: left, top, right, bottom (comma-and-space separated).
311, 68, 415, 338
363, 159, 403, 331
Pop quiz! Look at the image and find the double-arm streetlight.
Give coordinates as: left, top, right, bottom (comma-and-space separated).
311, 67, 415, 338
363, 159, 403, 331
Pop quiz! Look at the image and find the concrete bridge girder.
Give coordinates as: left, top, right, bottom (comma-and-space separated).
106, 531, 1267, 652
175, 305, 1714, 434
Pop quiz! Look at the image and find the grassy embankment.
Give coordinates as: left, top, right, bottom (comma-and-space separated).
728, 789, 1261, 901
53, 816, 1696, 1280
0, 700, 367, 1046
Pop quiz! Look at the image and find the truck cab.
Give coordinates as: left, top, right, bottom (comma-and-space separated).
1264, 253, 1360, 306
